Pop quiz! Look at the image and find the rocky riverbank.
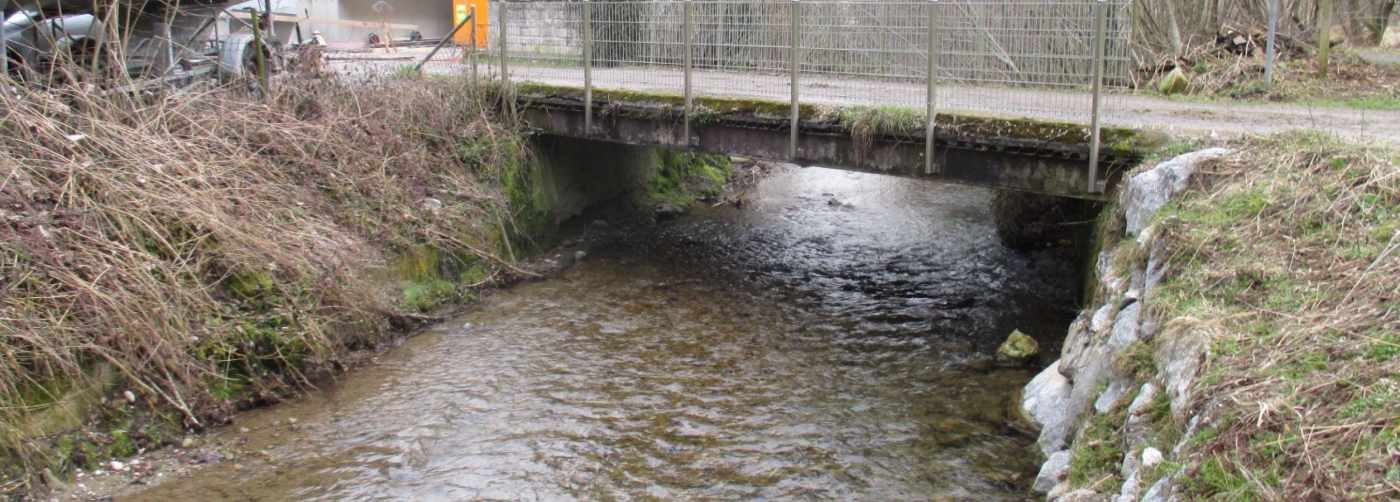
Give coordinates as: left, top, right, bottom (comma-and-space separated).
1021, 147, 1233, 501
1021, 134, 1399, 500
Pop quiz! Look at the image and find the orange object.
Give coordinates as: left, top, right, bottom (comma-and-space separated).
452, 0, 490, 48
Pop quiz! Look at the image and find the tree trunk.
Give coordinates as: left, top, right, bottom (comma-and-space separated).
1341, 0, 1396, 46
1369, 0, 1396, 44
1207, 0, 1222, 32
1319, 0, 1334, 76
1164, 0, 1184, 57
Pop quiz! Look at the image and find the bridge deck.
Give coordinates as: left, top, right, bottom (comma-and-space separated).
337, 54, 1400, 146
485, 64, 1400, 145
516, 91, 1138, 201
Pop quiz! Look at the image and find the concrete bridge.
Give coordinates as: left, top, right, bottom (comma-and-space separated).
366, 0, 1168, 200
383, 0, 1394, 199
466, 0, 1146, 201
513, 86, 1154, 201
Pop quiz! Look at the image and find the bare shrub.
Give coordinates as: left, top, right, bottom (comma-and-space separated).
0, 75, 526, 489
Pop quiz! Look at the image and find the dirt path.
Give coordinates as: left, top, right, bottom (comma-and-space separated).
1358, 48, 1400, 67
342, 56, 1400, 145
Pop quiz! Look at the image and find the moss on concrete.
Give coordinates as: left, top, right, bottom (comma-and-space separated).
515, 83, 1166, 158
516, 83, 832, 122
642, 149, 732, 211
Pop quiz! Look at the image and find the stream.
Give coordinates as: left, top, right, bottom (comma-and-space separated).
126, 166, 1081, 501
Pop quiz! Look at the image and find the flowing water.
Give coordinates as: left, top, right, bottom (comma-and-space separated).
128, 167, 1081, 501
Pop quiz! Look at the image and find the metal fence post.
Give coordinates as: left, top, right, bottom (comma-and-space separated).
416, 13, 476, 74
583, 0, 594, 133
159, 22, 176, 75
925, 0, 940, 176
3, 0, 12, 77
788, 0, 801, 161
470, 5, 479, 85
262, 0, 276, 44
1265, 0, 1278, 87
1087, 0, 1107, 194
500, 1, 515, 122
684, 0, 694, 145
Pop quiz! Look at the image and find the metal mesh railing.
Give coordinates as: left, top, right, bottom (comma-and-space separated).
464, 0, 1134, 191
479, 0, 1131, 124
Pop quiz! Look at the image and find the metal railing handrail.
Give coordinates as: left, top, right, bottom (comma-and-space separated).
441, 0, 1130, 193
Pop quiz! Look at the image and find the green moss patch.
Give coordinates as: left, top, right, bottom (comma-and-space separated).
1069, 406, 1128, 493
402, 280, 459, 313
642, 149, 732, 211
514, 83, 1164, 158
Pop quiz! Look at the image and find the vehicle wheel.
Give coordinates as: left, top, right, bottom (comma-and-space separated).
219, 33, 271, 79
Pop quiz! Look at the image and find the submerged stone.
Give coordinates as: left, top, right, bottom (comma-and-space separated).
997, 329, 1040, 364
654, 202, 686, 220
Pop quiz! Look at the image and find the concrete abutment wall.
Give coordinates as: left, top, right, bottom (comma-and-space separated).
992, 191, 1102, 251
526, 134, 730, 230
528, 135, 653, 226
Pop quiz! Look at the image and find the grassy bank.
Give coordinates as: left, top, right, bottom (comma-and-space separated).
1149, 51, 1400, 110
1110, 133, 1398, 499
0, 77, 534, 494
1155, 133, 1398, 499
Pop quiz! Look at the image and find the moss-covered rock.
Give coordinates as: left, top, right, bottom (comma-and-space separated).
997, 330, 1041, 365
1158, 68, 1190, 96
402, 279, 458, 313
226, 271, 275, 300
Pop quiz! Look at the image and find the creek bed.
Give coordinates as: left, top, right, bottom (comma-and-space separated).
127, 166, 1080, 500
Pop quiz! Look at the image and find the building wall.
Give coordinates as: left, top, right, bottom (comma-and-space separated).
299, 0, 348, 44
493, 2, 579, 57
333, 0, 453, 45
207, 0, 452, 48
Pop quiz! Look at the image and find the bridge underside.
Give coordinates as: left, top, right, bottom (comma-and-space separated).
516, 93, 1148, 201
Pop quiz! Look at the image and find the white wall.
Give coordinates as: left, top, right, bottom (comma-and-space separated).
299, 0, 348, 44
208, 0, 452, 48
321, 0, 453, 47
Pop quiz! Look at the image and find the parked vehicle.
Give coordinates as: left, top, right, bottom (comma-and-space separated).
2, 9, 105, 78
4, 3, 290, 88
